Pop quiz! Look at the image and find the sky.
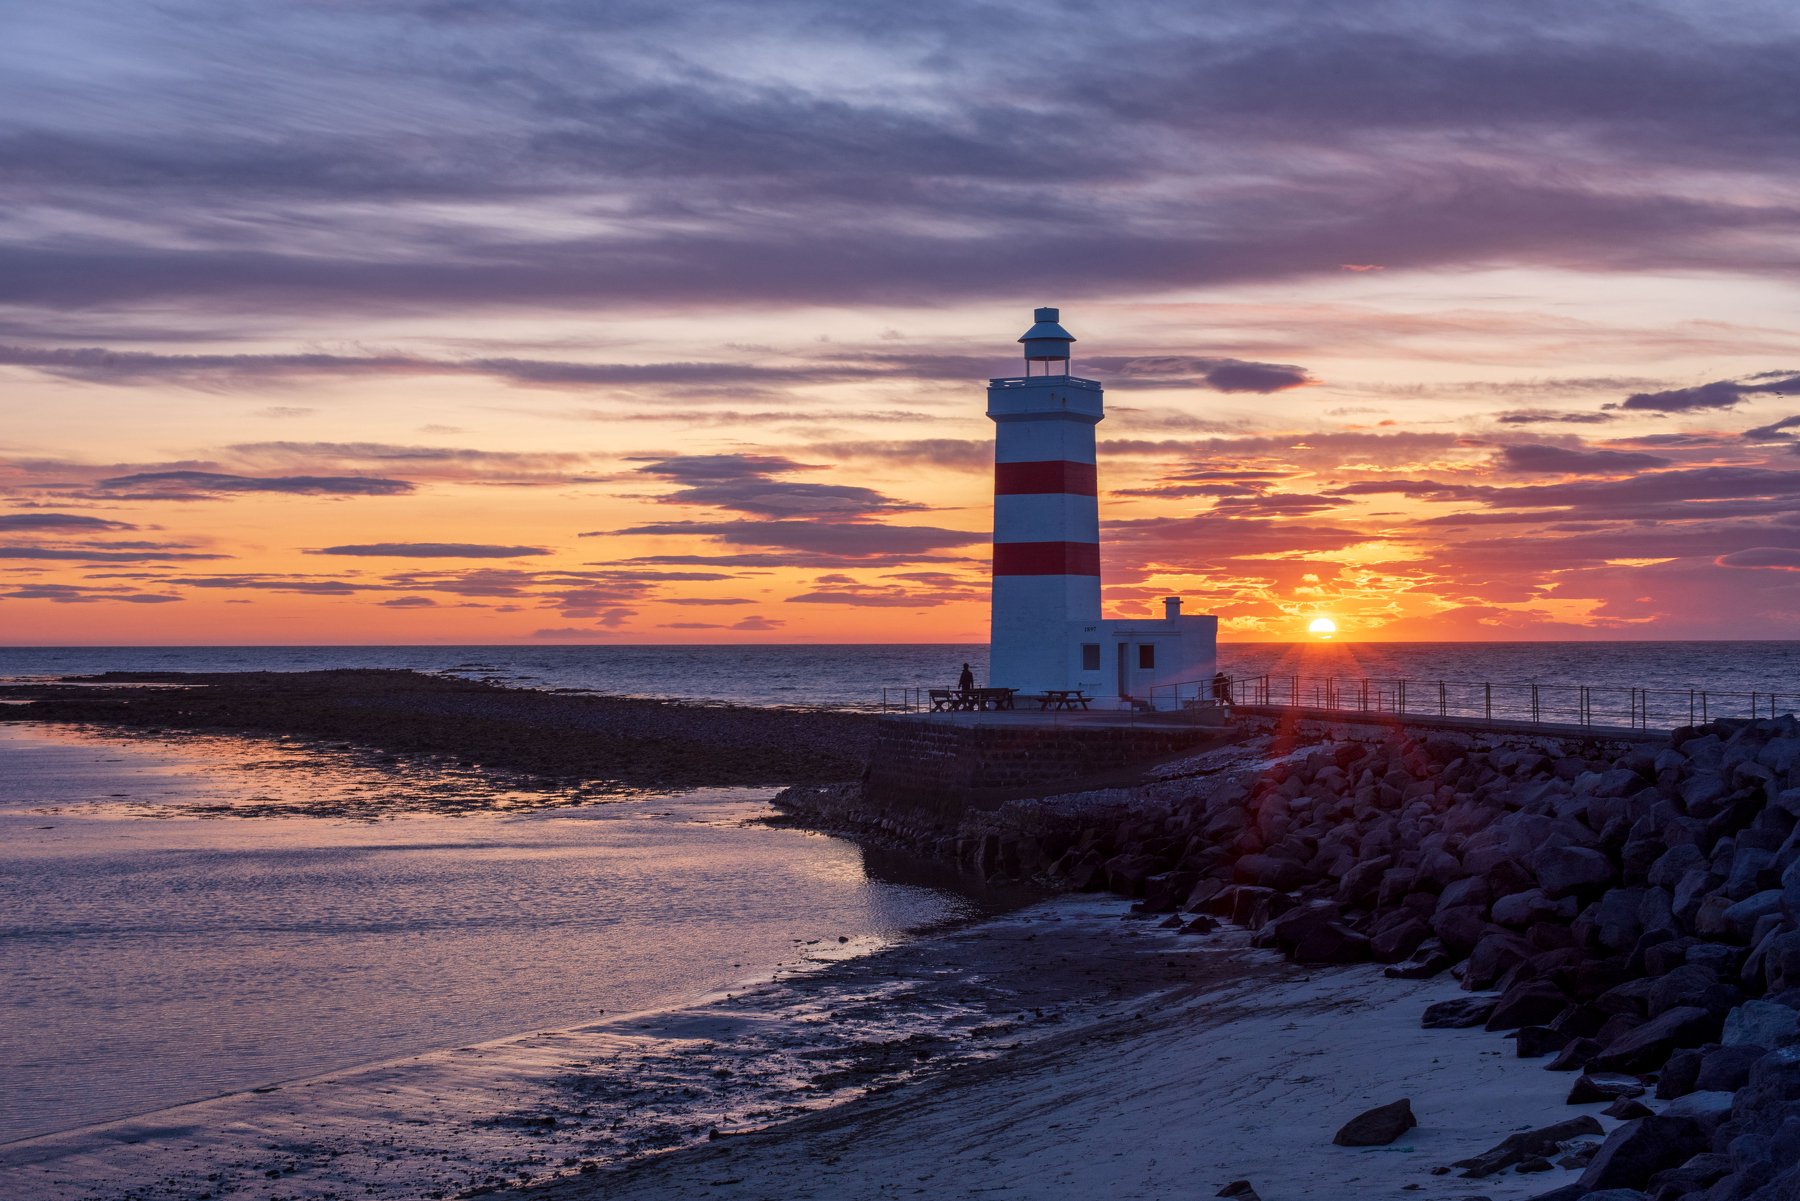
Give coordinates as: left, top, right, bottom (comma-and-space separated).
3, 0, 1800, 645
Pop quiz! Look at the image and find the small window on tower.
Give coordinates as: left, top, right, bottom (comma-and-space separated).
1081, 643, 1101, 671
1138, 644, 1156, 670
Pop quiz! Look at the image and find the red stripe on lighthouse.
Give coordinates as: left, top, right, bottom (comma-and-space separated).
992, 541, 1101, 576
994, 460, 1097, 496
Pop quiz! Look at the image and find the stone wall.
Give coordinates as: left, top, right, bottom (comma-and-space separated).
863, 714, 1225, 817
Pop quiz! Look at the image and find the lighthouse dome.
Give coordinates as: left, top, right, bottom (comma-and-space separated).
1018, 306, 1075, 362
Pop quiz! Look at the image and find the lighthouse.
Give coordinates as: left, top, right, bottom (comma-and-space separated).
986, 308, 1218, 707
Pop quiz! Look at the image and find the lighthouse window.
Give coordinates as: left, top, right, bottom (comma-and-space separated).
1081, 643, 1100, 671
1137, 644, 1156, 670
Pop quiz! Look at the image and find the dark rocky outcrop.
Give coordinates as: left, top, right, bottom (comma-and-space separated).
1332, 1098, 1416, 1146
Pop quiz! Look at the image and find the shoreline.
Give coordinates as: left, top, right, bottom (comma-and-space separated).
8, 670, 1800, 1198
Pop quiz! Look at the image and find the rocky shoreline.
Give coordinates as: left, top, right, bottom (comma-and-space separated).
777, 712, 1800, 1200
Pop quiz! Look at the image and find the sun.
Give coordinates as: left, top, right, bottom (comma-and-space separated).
1308, 617, 1338, 639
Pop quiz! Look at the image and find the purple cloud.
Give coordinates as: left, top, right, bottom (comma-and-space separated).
95, 470, 414, 498
309, 543, 552, 558
1495, 444, 1672, 473
0, 512, 138, 531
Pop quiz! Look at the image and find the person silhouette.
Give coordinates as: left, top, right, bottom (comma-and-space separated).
958, 662, 975, 693
1211, 671, 1232, 704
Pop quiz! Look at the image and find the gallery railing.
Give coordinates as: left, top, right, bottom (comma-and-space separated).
1212, 674, 1797, 731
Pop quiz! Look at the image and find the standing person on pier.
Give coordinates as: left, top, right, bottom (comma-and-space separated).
958, 662, 976, 694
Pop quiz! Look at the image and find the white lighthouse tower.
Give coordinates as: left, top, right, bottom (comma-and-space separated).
986, 308, 1218, 707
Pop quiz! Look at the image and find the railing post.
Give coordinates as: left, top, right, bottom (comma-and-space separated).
1439, 681, 1446, 717
1399, 679, 1407, 714
1531, 682, 1539, 724
1361, 678, 1368, 711
1702, 691, 1708, 723
1485, 682, 1492, 721
1754, 691, 1760, 720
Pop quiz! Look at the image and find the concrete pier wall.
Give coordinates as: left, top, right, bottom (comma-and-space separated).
864, 713, 1226, 816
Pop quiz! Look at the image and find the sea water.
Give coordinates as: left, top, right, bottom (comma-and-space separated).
1, 641, 1795, 709
0, 725, 972, 1146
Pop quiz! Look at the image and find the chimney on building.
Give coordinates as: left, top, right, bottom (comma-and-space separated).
1164, 596, 1182, 621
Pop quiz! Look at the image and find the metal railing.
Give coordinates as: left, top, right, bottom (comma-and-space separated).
1217, 674, 1797, 731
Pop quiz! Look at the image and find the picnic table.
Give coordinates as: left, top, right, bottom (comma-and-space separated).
1033, 688, 1091, 711
928, 687, 1017, 712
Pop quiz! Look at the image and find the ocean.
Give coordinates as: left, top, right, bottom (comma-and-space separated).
1, 641, 1796, 712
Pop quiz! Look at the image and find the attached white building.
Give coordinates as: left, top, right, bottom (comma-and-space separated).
987, 308, 1218, 709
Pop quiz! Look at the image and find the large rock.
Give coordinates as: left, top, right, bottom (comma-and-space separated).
1423, 997, 1498, 1029
1644, 1151, 1733, 1198
1567, 1072, 1647, 1104
1577, 1115, 1711, 1191
1725, 1001, 1800, 1049
1453, 1115, 1603, 1178
1492, 888, 1577, 929
1723, 890, 1788, 943
1369, 913, 1430, 963
1465, 930, 1535, 989
1487, 980, 1570, 1031
1696, 1043, 1767, 1092
1331, 1098, 1416, 1146
1590, 1005, 1722, 1072
1648, 964, 1721, 1017
1537, 845, 1615, 899
1233, 853, 1315, 892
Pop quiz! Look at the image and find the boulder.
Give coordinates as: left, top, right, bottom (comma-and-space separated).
1577, 1115, 1711, 1191
1661, 1089, 1736, 1136
1431, 904, 1492, 957
1545, 1037, 1603, 1071
1492, 888, 1578, 929
1423, 997, 1498, 1029
1465, 930, 1536, 989
1488, 981, 1571, 1031
1729, 1045, 1800, 1115
1453, 1114, 1603, 1178
1648, 843, 1707, 890
1517, 1025, 1573, 1058
1331, 1098, 1416, 1147
1644, 1152, 1733, 1199
1723, 890, 1787, 943
1537, 845, 1615, 899
1567, 1072, 1648, 1104
1647, 964, 1720, 1018
1695, 1043, 1765, 1093
1435, 875, 1492, 915
1233, 853, 1315, 892
1368, 914, 1430, 963
1655, 1047, 1705, 1099
1724, 1001, 1800, 1049
1590, 1006, 1722, 1072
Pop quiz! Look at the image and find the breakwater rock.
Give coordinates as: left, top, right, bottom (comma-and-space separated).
779, 713, 1800, 1200
0, 669, 875, 788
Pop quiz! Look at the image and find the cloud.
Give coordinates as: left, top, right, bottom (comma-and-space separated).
1746, 415, 1800, 442
378, 595, 438, 607
94, 470, 414, 499
609, 519, 985, 560
663, 596, 752, 606
631, 453, 924, 519
1717, 547, 1800, 571
1494, 444, 1673, 473
0, 512, 137, 531
1494, 410, 1619, 425
1611, 375, 1800, 413
0, 544, 227, 562
1084, 355, 1314, 393
309, 542, 552, 558
2, 582, 182, 603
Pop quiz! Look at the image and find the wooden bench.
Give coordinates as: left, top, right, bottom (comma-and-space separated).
1035, 689, 1091, 711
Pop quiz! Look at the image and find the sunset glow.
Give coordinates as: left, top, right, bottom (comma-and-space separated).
1308, 618, 1338, 639
2, 5, 1798, 645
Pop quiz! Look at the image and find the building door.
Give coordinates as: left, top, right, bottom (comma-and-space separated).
1116, 641, 1129, 699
